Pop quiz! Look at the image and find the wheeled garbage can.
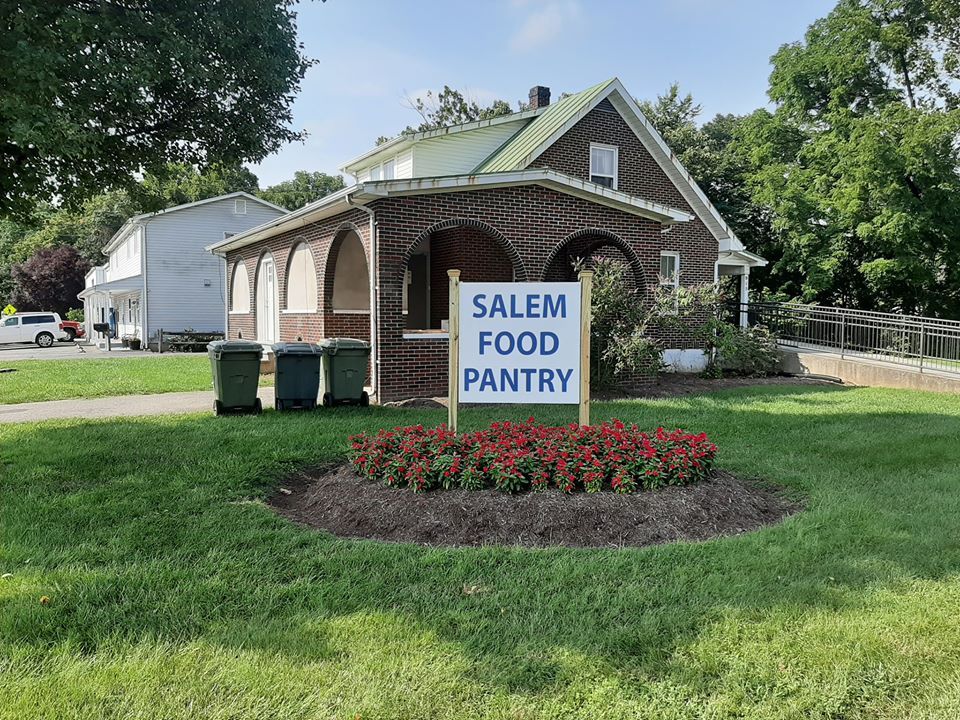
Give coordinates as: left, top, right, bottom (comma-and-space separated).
271, 342, 322, 411
318, 338, 371, 406
207, 340, 264, 415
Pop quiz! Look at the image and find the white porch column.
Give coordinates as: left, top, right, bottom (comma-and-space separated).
739, 268, 750, 328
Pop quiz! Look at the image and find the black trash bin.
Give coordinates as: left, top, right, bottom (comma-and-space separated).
272, 342, 322, 411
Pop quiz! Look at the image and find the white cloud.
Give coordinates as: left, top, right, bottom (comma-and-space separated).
509, 0, 581, 52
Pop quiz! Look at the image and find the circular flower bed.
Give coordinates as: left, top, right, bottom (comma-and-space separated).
349, 419, 718, 493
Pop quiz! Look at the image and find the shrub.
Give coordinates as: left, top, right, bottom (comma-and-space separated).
349, 419, 717, 494
713, 324, 780, 376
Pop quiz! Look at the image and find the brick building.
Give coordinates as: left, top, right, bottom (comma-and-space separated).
208, 78, 766, 402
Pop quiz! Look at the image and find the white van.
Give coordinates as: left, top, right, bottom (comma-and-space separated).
0, 312, 69, 347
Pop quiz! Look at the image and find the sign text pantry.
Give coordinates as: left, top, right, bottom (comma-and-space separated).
446, 270, 593, 431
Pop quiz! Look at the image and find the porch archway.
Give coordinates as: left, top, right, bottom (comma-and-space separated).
541, 228, 645, 288
400, 218, 526, 331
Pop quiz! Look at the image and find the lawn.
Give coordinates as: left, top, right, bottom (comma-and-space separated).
2, 386, 960, 718
0, 356, 271, 404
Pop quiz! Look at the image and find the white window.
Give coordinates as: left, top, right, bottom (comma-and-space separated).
365, 157, 396, 182
659, 252, 680, 289
234, 198, 247, 215
590, 143, 618, 189
230, 262, 250, 313
285, 243, 318, 312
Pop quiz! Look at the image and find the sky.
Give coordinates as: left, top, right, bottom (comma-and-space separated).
251, 0, 837, 186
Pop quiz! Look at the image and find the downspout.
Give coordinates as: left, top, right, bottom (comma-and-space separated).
345, 191, 378, 401
139, 223, 149, 349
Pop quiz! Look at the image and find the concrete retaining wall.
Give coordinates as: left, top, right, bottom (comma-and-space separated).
780, 347, 960, 394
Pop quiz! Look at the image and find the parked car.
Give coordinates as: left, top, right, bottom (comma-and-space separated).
0, 312, 69, 347
59, 320, 85, 341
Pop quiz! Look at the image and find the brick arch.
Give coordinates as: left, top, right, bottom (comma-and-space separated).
401, 217, 528, 281
323, 224, 370, 309
542, 227, 645, 286
283, 238, 319, 312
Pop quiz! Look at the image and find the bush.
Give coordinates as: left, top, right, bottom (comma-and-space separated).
713, 324, 780, 376
350, 419, 718, 494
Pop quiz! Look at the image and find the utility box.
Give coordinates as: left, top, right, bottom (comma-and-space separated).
318, 338, 371, 406
207, 340, 263, 415
271, 342, 322, 411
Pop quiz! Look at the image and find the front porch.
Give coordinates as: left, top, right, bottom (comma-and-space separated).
78, 276, 144, 346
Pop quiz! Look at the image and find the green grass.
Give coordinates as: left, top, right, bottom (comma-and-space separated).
2, 386, 960, 718
0, 357, 272, 404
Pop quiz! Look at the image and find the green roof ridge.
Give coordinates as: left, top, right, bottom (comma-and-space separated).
474, 78, 616, 173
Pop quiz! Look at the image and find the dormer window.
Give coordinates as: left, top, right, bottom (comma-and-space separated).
590, 144, 618, 189
368, 158, 396, 182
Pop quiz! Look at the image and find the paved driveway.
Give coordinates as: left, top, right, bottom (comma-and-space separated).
0, 342, 153, 362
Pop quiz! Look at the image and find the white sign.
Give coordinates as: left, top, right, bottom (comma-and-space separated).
458, 282, 581, 404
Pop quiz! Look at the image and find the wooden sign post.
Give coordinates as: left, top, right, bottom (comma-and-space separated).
578, 269, 593, 427
447, 269, 461, 433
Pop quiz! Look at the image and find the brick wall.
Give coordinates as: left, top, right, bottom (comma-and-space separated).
371, 184, 689, 401
222, 101, 723, 401
224, 211, 370, 344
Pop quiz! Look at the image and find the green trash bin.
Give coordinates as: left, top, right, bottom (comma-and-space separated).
319, 338, 371, 407
272, 342, 322, 411
207, 340, 263, 415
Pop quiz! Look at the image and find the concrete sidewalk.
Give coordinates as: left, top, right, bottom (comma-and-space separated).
0, 387, 276, 424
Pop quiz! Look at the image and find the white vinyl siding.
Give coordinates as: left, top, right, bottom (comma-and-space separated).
395, 150, 414, 179
106, 227, 142, 282
285, 243, 318, 312
230, 262, 250, 313
412, 119, 530, 177
145, 196, 285, 338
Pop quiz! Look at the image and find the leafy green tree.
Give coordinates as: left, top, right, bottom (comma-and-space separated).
133, 163, 261, 214
259, 171, 346, 210
381, 86, 519, 142
1, 0, 312, 220
742, 0, 960, 315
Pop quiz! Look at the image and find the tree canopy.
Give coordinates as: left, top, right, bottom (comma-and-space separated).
259, 171, 346, 211
377, 86, 523, 143
1, 1, 312, 220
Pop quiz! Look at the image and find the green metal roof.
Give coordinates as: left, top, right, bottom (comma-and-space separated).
474, 78, 616, 173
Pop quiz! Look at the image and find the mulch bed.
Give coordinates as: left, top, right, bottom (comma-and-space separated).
269, 464, 802, 549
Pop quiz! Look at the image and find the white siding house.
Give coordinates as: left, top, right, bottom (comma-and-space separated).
79, 193, 286, 348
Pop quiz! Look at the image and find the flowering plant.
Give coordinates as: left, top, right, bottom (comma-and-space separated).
349, 418, 717, 493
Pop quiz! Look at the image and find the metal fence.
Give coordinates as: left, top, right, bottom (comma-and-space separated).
733, 302, 960, 375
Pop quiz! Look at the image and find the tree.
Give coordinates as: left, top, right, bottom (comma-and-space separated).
259, 171, 346, 210
742, 0, 960, 315
1, 1, 312, 220
383, 86, 520, 141
133, 163, 261, 214
10, 245, 88, 315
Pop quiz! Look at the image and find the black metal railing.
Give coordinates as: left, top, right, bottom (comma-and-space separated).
731, 302, 960, 375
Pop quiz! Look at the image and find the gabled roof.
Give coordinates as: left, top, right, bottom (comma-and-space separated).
102, 192, 286, 254
475, 77, 747, 253
207, 169, 693, 255
476, 79, 616, 173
